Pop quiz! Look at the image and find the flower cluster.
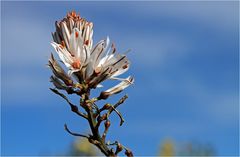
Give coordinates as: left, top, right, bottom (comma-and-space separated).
49, 11, 134, 97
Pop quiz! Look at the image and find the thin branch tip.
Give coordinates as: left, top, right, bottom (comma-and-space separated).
64, 124, 89, 138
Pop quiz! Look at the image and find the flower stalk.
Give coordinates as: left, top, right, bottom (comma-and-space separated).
48, 11, 134, 156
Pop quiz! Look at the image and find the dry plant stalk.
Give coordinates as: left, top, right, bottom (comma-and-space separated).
48, 11, 134, 157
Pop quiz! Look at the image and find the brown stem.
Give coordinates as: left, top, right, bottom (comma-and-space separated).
82, 91, 113, 156
102, 121, 110, 142
53, 85, 133, 156
107, 95, 128, 126
107, 106, 125, 126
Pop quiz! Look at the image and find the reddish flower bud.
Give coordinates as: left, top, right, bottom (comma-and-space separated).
98, 92, 110, 100
102, 103, 111, 110
115, 143, 123, 154
104, 120, 111, 128
125, 149, 133, 157
101, 113, 108, 121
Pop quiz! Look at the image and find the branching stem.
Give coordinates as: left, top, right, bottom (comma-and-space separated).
50, 87, 132, 156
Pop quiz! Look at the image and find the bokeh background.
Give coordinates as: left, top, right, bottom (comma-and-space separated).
1, 1, 239, 156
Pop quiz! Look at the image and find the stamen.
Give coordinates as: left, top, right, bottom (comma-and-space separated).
111, 43, 115, 48
94, 67, 102, 74
72, 60, 81, 69
111, 43, 116, 54
61, 41, 66, 47
84, 40, 89, 46
71, 11, 76, 17
59, 41, 65, 49
122, 64, 128, 69
75, 31, 79, 38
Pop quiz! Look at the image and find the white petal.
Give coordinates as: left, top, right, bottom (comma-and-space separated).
85, 60, 94, 79
105, 36, 110, 49
69, 28, 83, 58
97, 54, 114, 67
90, 40, 106, 67
83, 25, 90, 41
104, 76, 134, 94
81, 45, 90, 65
69, 18, 74, 31
61, 22, 70, 49
51, 42, 73, 68
111, 65, 129, 77
69, 30, 77, 54
96, 84, 103, 88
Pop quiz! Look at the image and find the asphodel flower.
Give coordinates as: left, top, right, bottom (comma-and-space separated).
49, 11, 134, 96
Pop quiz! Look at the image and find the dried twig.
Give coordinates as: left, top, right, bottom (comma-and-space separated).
64, 124, 89, 138
107, 95, 128, 126
50, 88, 87, 119
113, 95, 128, 109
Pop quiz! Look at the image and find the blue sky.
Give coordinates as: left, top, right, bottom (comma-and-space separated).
1, 1, 239, 156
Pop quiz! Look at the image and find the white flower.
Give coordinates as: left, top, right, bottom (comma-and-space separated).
50, 11, 134, 92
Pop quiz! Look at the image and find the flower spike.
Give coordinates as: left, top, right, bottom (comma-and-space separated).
48, 11, 134, 157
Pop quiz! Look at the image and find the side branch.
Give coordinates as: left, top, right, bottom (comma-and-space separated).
107, 106, 125, 126
113, 95, 128, 109
108, 95, 128, 126
64, 124, 89, 138
50, 88, 87, 119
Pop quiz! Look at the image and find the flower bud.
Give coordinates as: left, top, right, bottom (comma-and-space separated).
109, 148, 115, 156
115, 143, 123, 154
101, 113, 108, 121
125, 149, 133, 157
98, 92, 110, 100
104, 120, 111, 128
102, 103, 111, 110
94, 67, 102, 75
